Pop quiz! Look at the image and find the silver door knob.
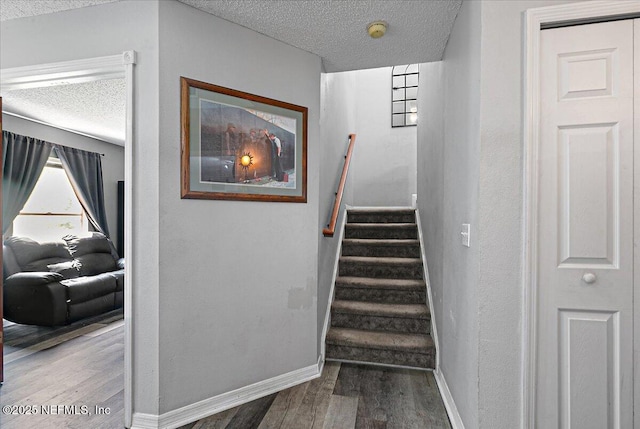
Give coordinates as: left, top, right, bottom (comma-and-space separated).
582, 272, 597, 284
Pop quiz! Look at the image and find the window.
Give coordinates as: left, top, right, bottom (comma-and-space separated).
13, 158, 89, 242
392, 64, 419, 127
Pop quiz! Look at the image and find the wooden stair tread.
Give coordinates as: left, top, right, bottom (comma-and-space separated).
332, 300, 430, 318
326, 328, 433, 353
336, 276, 425, 290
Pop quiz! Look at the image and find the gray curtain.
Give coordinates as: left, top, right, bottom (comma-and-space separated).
53, 145, 111, 239
2, 131, 53, 234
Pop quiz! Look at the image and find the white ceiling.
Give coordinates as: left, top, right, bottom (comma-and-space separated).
0, 0, 461, 145
2, 79, 126, 144
179, 0, 461, 73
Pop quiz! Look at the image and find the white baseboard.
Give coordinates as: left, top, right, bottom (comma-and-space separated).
414, 209, 440, 369
434, 369, 465, 429
131, 359, 322, 429
130, 413, 159, 429
320, 206, 348, 360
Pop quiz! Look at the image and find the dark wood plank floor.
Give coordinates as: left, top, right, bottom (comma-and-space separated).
180, 362, 451, 429
0, 317, 125, 429
1, 317, 451, 429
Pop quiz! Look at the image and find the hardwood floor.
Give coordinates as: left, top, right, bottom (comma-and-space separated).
179, 362, 451, 429
1, 318, 451, 429
0, 317, 125, 429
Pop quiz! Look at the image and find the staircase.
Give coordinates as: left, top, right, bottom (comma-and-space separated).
325, 208, 435, 369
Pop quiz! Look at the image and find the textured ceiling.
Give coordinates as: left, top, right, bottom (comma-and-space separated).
2, 79, 126, 145
0, 0, 117, 21
178, 0, 462, 72
0, 0, 461, 145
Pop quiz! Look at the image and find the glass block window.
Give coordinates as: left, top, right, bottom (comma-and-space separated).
392, 64, 419, 127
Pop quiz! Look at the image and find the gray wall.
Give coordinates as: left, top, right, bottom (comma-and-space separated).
417, 1, 482, 426
2, 115, 125, 251
348, 67, 417, 207
416, 59, 444, 386
417, 1, 577, 428
1, 0, 162, 416
157, 0, 321, 413
475, 1, 575, 427
317, 71, 357, 352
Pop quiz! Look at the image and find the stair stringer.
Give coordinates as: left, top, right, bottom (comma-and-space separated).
320, 204, 350, 363
414, 208, 440, 369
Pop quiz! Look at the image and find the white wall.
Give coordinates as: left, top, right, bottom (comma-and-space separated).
349, 67, 417, 207
157, 0, 321, 413
2, 115, 125, 251
1, 0, 162, 416
317, 71, 357, 351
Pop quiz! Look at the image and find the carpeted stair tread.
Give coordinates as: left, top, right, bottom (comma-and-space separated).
332, 300, 430, 319
348, 209, 415, 215
343, 238, 420, 244
342, 238, 420, 246
341, 238, 421, 258
336, 276, 425, 290
345, 223, 418, 239
325, 207, 435, 370
339, 256, 423, 280
346, 223, 416, 228
340, 256, 422, 265
326, 327, 433, 353
347, 209, 416, 224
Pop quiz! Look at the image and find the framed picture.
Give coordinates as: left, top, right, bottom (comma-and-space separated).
180, 77, 308, 202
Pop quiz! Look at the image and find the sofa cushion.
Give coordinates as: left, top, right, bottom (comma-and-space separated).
75, 254, 117, 276
3, 244, 22, 280
5, 271, 65, 286
5, 236, 73, 272
109, 269, 125, 292
63, 233, 112, 256
68, 295, 116, 323
47, 260, 81, 279
61, 272, 117, 303
63, 233, 117, 276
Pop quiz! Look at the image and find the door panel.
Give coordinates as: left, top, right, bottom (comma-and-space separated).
538, 19, 634, 429
558, 123, 619, 267
559, 310, 618, 429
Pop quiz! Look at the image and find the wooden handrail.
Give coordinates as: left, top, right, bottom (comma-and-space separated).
323, 134, 356, 237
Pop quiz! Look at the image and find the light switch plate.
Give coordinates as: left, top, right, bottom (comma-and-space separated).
461, 224, 470, 247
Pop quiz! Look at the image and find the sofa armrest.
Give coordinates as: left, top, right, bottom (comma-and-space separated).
3, 272, 68, 326
116, 258, 125, 270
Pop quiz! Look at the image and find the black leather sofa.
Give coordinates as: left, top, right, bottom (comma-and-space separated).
3, 233, 124, 326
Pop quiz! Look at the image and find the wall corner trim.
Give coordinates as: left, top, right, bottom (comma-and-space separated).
434, 369, 466, 429
131, 361, 321, 429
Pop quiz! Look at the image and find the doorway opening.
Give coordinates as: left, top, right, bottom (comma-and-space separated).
0, 51, 135, 427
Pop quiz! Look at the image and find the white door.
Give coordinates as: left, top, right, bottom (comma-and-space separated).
537, 19, 636, 429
